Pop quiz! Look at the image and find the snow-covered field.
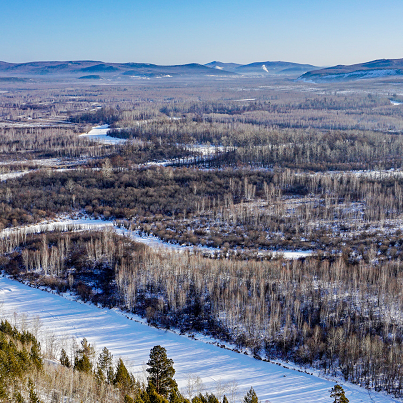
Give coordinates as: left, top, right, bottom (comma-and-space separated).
185, 144, 226, 156
0, 171, 29, 181
0, 276, 399, 403
79, 124, 126, 145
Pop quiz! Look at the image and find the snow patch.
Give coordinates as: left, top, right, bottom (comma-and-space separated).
79, 124, 126, 145
0, 171, 30, 181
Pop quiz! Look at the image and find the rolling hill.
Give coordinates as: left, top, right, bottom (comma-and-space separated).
205, 60, 318, 75
0, 59, 320, 80
298, 58, 403, 82
0, 60, 235, 79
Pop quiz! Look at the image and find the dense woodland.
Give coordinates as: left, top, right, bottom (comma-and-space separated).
2, 77, 403, 398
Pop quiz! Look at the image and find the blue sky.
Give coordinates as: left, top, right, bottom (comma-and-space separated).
1, 0, 402, 66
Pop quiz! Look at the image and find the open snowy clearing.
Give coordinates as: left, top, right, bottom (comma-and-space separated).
0, 276, 399, 403
0, 171, 30, 181
79, 124, 126, 145
185, 144, 226, 156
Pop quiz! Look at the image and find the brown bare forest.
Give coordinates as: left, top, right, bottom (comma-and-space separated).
2, 76, 403, 398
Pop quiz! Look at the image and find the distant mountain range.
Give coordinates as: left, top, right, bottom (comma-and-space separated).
206, 61, 318, 75
0, 61, 230, 79
0, 60, 319, 80
298, 58, 403, 82
2, 58, 402, 82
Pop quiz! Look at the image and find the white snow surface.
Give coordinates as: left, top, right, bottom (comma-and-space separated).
0, 171, 30, 181
262, 65, 269, 73
391, 100, 403, 105
79, 124, 126, 145
185, 144, 226, 156
262, 250, 313, 259
0, 276, 399, 403
0, 218, 114, 238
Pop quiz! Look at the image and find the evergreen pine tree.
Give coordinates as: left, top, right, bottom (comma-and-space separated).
135, 393, 145, 403
170, 388, 190, 403
74, 338, 94, 373
194, 395, 207, 403
147, 382, 170, 403
77, 338, 95, 360
206, 394, 219, 403
114, 358, 135, 392
28, 378, 42, 403
13, 391, 24, 403
97, 347, 114, 383
95, 366, 106, 384
222, 396, 229, 403
74, 353, 92, 373
147, 345, 177, 398
243, 387, 258, 403
59, 348, 70, 368
330, 384, 349, 403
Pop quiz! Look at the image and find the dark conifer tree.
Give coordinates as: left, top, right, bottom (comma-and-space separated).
147, 345, 177, 398
330, 385, 349, 403
243, 387, 258, 403
97, 346, 114, 383
74, 353, 92, 373
59, 348, 70, 368
114, 358, 134, 392
28, 378, 42, 403
146, 382, 169, 403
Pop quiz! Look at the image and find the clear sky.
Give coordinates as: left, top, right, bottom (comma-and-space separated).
1, 0, 402, 67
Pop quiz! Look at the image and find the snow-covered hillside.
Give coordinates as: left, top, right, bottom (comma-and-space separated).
0, 276, 399, 403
